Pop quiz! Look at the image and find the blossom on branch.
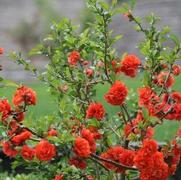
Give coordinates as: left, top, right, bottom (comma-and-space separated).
86, 102, 105, 120
21, 145, 35, 160
74, 137, 91, 158
69, 157, 87, 169
68, 51, 81, 66
13, 86, 37, 106
35, 140, 56, 161
120, 54, 141, 77
2, 141, 18, 157
104, 81, 128, 106
0, 99, 11, 121
11, 130, 32, 146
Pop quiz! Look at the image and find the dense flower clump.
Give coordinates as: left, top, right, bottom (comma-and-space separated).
68, 51, 81, 66
11, 130, 32, 145
111, 54, 141, 77
69, 157, 87, 169
21, 145, 35, 160
2, 141, 18, 157
35, 140, 56, 161
74, 137, 91, 158
0, 86, 57, 163
13, 86, 37, 106
86, 102, 105, 120
101, 146, 135, 172
134, 139, 168, 180
120, 54, 141, 77
0, 99, 11, 121
104, 81, 128, 105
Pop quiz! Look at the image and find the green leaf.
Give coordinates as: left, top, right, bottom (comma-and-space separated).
0, 77, 3, 82
43, 34, 54, 42
87, 119, 100, 128
143, 71, 151, 86
114, 4, 129, 14
114, 34, 123, 41
169, 34, 180, 46
0, 79, 18, 88
99, 1, 109, 11
161, 26, 171, 35
142, 107, 150, 121
28, 45, 44, 57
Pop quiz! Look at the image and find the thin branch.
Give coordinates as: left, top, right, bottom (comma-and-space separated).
120, 106, 127, 124
102, 15, 113, 85
89, 157, 110, 172
109, 126, 121, 138
122, 104, 133, 126
91, 153, 138, 171
132, 17, 146, 33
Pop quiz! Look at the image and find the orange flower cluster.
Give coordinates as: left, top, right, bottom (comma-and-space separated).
101, 146, 135, 173
35, 140, 56, 161
69, 157, 87, 169
120, 54, 141, 77
74, 137, 91, 158
68, 51, 81, 66
86, 102, 105, 120
0, 86, 56, 162
134, 139, 168, 180
104, 81, 128, 106
138, 87, 181, 121
124, 110, 154, 139
112, 54, 141, 77
13, 86, 36, 106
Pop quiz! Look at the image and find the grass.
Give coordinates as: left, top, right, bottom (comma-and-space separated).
0, 75, 181, 141
0, 82, 56, 118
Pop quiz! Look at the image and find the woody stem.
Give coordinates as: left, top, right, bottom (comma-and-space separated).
90, 153, 138, 171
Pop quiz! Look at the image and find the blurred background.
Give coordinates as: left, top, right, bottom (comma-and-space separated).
0, 0, 181, 81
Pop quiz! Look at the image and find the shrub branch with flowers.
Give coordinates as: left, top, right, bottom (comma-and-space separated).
0, 0, 181, 179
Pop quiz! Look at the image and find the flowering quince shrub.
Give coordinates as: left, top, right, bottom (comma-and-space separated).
0, 0, 181, 179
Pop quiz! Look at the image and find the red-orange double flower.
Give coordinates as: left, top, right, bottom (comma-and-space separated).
13, 86, 37, 106
35, 140, 56, 161
104, 81, 128, 106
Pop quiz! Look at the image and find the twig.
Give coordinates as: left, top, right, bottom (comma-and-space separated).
109, 126, 121, 138
91, 153, 138, 171
122, 104, 133, 126
89, 157, 109, 172
119, 106, 127, 124
132, 17, 146, 33
103, 15, 113, 85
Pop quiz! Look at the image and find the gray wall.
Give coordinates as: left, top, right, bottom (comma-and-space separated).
0, 0, 180, 80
